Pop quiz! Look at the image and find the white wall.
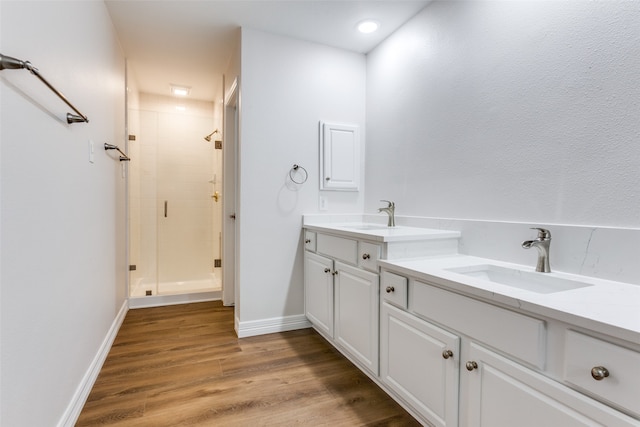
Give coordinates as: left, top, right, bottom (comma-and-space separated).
0, 1, 126, 425
238, 28, 365, 329
224, 28, 241, 99
366, 0, 640, 228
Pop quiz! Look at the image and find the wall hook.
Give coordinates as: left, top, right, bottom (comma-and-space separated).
104, 143, 131, 161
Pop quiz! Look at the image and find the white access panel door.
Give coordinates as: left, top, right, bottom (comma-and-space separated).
320, 121, 360, 191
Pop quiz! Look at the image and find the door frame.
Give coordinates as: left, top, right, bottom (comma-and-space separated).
222, 77, 239, 309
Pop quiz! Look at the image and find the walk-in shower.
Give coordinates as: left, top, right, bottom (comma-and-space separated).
127, 94, 223, 299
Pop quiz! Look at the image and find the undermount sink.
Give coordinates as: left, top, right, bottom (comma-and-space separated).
445, 264, 594, 294
343, 224, 391, 231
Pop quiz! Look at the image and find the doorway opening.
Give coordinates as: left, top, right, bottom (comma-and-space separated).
127, 93, 223, 303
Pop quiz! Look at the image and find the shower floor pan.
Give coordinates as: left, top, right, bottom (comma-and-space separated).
130, 273, 221, 297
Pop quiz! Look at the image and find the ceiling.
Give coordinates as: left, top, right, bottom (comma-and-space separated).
105, 1, 431, 102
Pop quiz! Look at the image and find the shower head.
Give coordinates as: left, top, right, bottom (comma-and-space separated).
204, 129, 219, 142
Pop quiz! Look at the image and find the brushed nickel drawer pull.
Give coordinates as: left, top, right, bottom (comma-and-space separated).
591, 366, 609, 381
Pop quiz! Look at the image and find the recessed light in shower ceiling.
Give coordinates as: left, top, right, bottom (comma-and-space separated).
170, 84, 191, 96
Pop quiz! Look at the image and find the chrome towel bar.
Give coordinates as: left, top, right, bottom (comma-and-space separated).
0, 53, 89, 124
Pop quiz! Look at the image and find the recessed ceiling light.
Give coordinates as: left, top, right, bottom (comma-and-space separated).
357, 20, 379, 34
170, 84, 191, 96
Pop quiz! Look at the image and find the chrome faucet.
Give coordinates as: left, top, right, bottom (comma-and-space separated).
522, 227, 552, 273
378, 200, 395, 227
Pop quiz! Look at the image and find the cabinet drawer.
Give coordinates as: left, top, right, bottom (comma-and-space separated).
410, 280, 546, 369
468, 342, 640, 427
316, 233, 358, 265
304, 230, 317, 252
381, 271, 408, 310
564, 330, 640, 416
359, 241, 381, 272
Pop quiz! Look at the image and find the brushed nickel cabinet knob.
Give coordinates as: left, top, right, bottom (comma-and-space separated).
385, 286, 395, 293
591, 366, 609, 381
442, 350, 454, 359
466, 361, 478, 371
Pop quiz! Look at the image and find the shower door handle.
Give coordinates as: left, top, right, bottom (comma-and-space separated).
164, 201, 168, 218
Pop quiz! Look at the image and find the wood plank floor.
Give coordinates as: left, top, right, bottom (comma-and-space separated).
77, 301, 421, 426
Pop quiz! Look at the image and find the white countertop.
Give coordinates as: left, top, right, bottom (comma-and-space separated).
379, 255, 640, 344
303, 222, 461, 243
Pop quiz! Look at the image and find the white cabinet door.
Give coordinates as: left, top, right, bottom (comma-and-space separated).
304, 252, 334, 338
319, 121, 360, 191
334, 261, 379, 374
465, 343, 639, 427
381, 302, 460, 427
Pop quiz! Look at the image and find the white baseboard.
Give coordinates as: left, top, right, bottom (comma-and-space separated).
237, 314, 311, 338
57, 300, 129, 427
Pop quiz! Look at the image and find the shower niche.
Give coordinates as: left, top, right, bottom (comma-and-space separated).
128, 94, 223, 299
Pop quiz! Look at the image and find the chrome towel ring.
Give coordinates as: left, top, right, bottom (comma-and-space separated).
289, 164, 308, 184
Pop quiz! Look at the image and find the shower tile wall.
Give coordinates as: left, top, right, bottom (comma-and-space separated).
129, 93, 222, 294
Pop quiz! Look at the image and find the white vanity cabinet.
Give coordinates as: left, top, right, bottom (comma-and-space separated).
303, 223, 460, 376
304, 251, 380, 373
379, 270, 640, 427
304, 231, 381, 375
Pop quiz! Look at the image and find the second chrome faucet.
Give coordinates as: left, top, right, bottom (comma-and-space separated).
522, 227, 551, 273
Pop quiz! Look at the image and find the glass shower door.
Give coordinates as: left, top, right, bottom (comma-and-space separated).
156, 111, 215, 295
128, 109, 159, 297
128, 107, 217, 297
